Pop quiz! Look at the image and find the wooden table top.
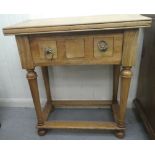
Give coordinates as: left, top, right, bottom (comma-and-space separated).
3, 14, 151, 35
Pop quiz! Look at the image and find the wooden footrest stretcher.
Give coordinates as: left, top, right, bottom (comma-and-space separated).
38, 100, 125, 138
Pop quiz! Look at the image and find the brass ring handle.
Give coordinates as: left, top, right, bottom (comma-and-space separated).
44, 47, 55, 60
97, 40, 108, 52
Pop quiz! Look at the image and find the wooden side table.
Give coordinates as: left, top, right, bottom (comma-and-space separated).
3, 15, 151, 138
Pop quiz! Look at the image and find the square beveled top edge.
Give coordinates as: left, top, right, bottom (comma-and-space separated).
3, 14, 152, 35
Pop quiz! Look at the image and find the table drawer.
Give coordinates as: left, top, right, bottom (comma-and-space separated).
94, 36, 113, 58
30, 33, 123, 65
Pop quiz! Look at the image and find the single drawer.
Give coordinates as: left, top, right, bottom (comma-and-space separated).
35, 40, 58, 60
94, 36, 113, 58
29, 32, 123, 65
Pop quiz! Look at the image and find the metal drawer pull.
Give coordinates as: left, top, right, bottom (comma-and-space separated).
97, 40, 108, 52
44, 47, 55, 60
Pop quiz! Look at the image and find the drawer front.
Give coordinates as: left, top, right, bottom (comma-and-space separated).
38, 40, 57, 60
94, 36, 113, 58
30, 33, 123, 65
65, 38, 85, 59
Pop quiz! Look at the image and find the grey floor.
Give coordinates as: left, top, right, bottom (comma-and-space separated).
0, 107, 149, 140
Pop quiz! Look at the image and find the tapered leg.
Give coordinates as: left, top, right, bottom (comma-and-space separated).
27, 69, 47, 136
41, 67, 52, 102
113, 65, 120, 103
116, 67, 132, 138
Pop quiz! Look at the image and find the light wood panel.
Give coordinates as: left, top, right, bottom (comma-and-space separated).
3, 15, 151, 35
51, 100, 112, 108
16, 36, 34, 69
122, 29, 139, 66
39, 40, 57, 59
4, 15, 151, 28
94, 36, 113, 58
30, 33, 123, 65
65, 38, 84, 58
38, 121, 123, 130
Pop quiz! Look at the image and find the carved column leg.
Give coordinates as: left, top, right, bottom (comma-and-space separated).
115, 67, 132, 138
113, 65, 120, 103
27, 69, 47, 136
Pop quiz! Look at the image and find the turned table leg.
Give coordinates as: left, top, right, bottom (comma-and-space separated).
113, 65, 120, 103
115, 67, 132, 138
27, 69, 47, 136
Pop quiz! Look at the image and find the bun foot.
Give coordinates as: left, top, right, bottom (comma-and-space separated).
38, 129, 48, 136
115, 130, 125, 139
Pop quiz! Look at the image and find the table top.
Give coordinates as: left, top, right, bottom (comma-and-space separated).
3, 14, 151, 35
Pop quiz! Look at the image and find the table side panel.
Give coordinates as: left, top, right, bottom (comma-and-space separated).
122, 29, 139, 66
16, 35, 34, 69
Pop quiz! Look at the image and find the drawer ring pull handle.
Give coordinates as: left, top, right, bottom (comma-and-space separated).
44, 47, 55, 60
97, 40, 108, 52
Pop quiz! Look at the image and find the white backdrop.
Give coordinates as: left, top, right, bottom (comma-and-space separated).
0, 14, 143, 107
